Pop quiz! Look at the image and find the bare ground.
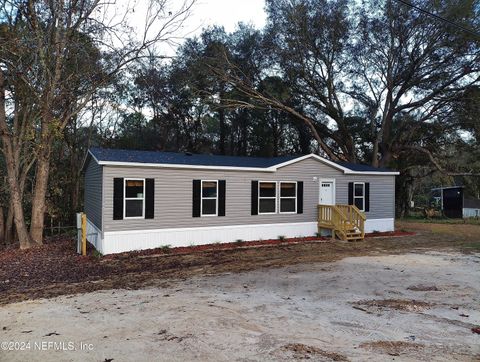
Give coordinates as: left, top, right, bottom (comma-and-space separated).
0, 221, 479, 305
1, 251, 479, 361
0, 221, 479, 361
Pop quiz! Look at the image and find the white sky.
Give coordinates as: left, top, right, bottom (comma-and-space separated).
164, 0, 267, 55
100, 0, 267, 57
189, 0, 266, 33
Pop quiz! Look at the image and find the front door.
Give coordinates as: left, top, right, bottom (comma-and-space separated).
319, 180, 335, 205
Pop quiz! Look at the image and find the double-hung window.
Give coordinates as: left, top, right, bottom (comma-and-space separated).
279, 182, 297, 213
353, 182, 365, 211
124, 179, 145, 218
258, 182, 277, 214
201, 180, 218, 216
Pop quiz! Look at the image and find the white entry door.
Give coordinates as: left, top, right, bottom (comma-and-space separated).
319, 180, 335, 205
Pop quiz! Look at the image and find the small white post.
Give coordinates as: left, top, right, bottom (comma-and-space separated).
76, 213, 82, 254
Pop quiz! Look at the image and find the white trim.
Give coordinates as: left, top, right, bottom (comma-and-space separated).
258, 181, 278, 215
272, 154, 400, 175
98, 160, 276, 172
275, 154, 350, 173
101, 222, 318, 255
200, 180, 218, 217
353, 182, 365, 212
279, 181, 297, 214
124, 178, 145, 219
89, 150, 400, 175
319, 178, 336, 205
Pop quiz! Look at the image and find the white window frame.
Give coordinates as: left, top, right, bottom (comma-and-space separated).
353, 182, 365, 212
279, 181, 297, 214
124, 178, 145, 219
201, 180, 218, 217
258, 181, 278, 215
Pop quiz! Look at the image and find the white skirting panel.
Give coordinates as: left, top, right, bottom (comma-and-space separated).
101, 222, 318, 255
364, 218, 394, 233
86, 218, 103, 251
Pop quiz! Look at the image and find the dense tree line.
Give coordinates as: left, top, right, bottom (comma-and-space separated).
0, 0, 479, 248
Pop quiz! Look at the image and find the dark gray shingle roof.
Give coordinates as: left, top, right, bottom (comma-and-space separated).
89, 147, 397, 173
334, 161, 393, 173
90, 147, 298, 168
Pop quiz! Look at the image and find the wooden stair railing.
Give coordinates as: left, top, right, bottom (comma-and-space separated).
317, 204, 366, 241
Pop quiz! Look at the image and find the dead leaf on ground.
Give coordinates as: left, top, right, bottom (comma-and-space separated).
281, 343, 349, 361
360, 340, 424, 356
353, 299, 432, 313
407, 285, 440, 292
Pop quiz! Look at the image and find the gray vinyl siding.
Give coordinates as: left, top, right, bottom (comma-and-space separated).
84, 157, 103, 229
101, 158, 395, 232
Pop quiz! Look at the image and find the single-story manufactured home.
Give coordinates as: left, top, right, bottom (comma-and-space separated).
84, 148, 399, 255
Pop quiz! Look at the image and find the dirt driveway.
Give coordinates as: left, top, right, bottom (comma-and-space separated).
1, 254, 479, 361
0, 222, 479, 361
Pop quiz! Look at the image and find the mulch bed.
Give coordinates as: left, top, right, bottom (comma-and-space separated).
0, 230, 427, 305
365, 231, 416, 238
106, 230, 415, 259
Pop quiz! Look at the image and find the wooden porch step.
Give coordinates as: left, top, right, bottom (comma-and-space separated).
317, 204, 366, 242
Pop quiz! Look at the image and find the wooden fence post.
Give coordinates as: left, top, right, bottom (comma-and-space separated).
81, 213, 87, 256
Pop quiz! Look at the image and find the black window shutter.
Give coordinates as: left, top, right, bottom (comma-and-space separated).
145, 178, 155, 219
348, 182, 354, 206
192, 180, 201, 217
251, 181, 258, 215
113, 178, 124, 220
218, 180, 226, 216
297, 181, 303, 214
365, 182, 370, 212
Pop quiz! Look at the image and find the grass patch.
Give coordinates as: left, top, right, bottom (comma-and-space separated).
400, 217, 480, 226
460, 241, 480, 252
161, 245, 172, 252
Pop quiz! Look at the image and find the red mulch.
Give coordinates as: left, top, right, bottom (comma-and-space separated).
105, 231, 415, 259
105, 235, 329, 259
365, 230, 416, 238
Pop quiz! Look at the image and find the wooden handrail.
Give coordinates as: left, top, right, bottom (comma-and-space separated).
318, 204, 366, 240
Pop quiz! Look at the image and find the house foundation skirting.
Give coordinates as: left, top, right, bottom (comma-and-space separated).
364, 218, 394, 233
100, 222, 317, 255
91, 218, 395, 255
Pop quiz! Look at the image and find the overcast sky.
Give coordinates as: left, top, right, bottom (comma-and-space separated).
190, 0, 266, 33
161, 0, 267, 55
100, 0, 267, 57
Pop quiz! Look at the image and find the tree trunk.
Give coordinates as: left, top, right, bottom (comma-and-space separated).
218, 106, 226, 155
4, 203, 13, 244
5, 178, 30, 248
0, 206, 4, 244
0, 71, 33, 249
30, 148, 51, 244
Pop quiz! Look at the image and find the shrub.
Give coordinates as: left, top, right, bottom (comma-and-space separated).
161, 245, 172, 252
278, 235, 286, 241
